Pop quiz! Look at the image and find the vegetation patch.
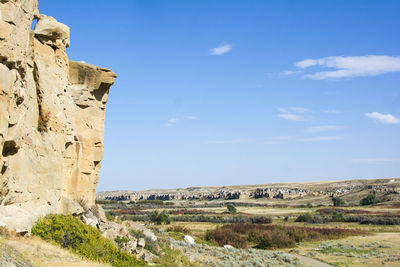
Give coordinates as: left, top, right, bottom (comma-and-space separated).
166, 225, 192, 234
360, 194, 378, 206
205, 223, 361, 249
31, 214, 145, 267
332, 197, 346, 207
150, 210, 172, 224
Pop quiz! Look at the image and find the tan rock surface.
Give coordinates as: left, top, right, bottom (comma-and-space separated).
0, 0, 116, 233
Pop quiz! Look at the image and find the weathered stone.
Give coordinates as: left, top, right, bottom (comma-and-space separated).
91, 204, 107, 223
34, 14, 70, 49
183, 235, 195, 245
137, 238, 146, 248
122, 221, 157, 242
0, 0, 116, 233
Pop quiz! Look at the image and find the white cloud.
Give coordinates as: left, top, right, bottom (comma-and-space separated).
295, 59, 319, 68
305, 125, 344, 133
277, 107, 309, 121
365, 112, 400, 124
301, 136, 342, 142
204, 138, 248, 145
291, 107, 309, 113
166, 117, 178, 127
183, 115, 197, 120
280, 70, 303, 76
352, 158, 400, 164
278, 113, 305, 121
209, 44, 232, 56
293, 55, 400, 80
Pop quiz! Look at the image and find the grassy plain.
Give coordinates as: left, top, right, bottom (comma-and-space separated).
101, 194, 400, 266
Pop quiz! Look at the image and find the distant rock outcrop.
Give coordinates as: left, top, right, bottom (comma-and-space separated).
0, 0, 116, 232
98, 178, 400, 203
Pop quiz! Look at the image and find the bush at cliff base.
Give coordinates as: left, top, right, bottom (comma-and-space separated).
31, 214, 145, 267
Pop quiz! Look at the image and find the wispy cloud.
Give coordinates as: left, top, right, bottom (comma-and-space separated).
305, 125, 344, 133
166, 117, 178, 127
278, 113, 306, 121
365, 112, 400, 124
204, 138, 248, 145
277, 107, 309, 121
301, 136, 342, 142
352, 158, 400, 164
291, 107, 309, 113
280, 70, 303, 76
183, 115, 197, 120
291, 55, 400, 80
209, 43, 232, 56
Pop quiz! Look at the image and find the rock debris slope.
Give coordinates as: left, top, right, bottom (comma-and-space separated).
0, 0, 116, 232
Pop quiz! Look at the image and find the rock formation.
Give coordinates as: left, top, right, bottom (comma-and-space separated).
99, 178, 400, 203
0, 0, 116, 232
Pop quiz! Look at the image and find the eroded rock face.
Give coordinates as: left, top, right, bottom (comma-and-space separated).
0, 0, 116, 232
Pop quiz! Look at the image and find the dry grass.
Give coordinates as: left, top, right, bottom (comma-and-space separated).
1, 236, 110, 267
288, 232, 400, 267
281, 220, 400, 233
194, 206, 314, 216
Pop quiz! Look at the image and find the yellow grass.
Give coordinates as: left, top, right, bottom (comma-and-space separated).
1, 236, 110, 267
288, 232, 400, 267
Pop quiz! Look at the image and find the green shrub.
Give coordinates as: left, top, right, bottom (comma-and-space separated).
166, 226, 191, 234
295, 213, 313, 223
114, 236, 130, 249
306, 203, 313, 208
360, 194, 377, 206
226, 204, 237, 214
106, 213, 116, 222
31, 214, 145, 267
150, 210, 171, 225
332, 212, 344, 222
130, 229, 146, 240
0, 226, 9, 237
332, 197, 345, 207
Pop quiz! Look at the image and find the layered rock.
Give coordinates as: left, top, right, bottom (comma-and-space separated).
99, 178, 400, 202
0, 0, 116, 232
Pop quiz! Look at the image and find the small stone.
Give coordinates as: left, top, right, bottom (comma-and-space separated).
138, 238, 146, 248
183, 235, 195, 245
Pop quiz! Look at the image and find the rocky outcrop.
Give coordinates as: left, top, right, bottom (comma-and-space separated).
98, 178, 400, 203
0, 0, 116, 232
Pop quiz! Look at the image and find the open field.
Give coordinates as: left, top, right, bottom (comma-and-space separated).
98, 179, 400, 266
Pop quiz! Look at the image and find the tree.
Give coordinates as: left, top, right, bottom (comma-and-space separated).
149, 210, 171, 224
332, 197, 345, 207
227, 204, 237, 214
360, 194, 377, 206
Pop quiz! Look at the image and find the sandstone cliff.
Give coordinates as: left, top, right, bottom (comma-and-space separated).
0, 0, 116, 232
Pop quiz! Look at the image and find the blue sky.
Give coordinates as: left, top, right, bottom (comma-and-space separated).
39, 0, 400, 191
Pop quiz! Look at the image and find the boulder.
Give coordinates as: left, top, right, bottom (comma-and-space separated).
137, 238, 146, 248
34, 14, 70, 49
183, 235, 195, 245
122, 221, 157, 242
